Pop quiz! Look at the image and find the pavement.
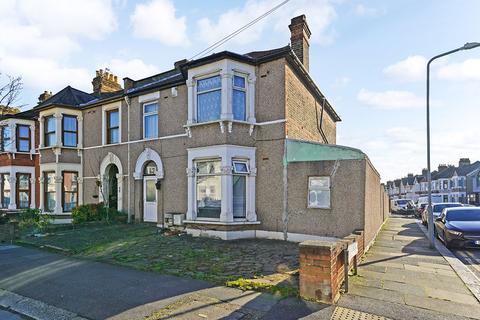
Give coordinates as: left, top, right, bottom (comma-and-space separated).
0, 244, 329, 320
337, 215, 480, 320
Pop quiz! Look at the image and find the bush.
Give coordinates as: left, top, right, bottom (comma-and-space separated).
72, 203, 126, 225
0, 212, 9, 225
18, 208, 51, 232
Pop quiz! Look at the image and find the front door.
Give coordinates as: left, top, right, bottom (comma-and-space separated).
143, 177, 157, 222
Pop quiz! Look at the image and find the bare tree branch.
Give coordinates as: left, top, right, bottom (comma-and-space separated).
0, 72, 23, 115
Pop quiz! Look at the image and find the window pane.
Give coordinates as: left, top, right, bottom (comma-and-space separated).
197, 160, 221, 174
144, 161, 157, 176
144, 103, 158, 113
3, 174, 10, 191
233, 89, 246, 121
46, 173, 56, 192
18, 175, 29, 190
63, 132, 77, 147
310, 177, 330, 189
18, 126, 29, 138
109, 110, 119, 127
233, 75, 245, 88
18, 191, 29, 209
46, 117, 56, 132
109, 128, 119, 143
46, 132, 56, 146
233, 175, 246, 218
145, 180, 156, 202
233, 162, 248, 173
63, 116, 77, 131
63, 193, 77, 212
197, 75, 221, 92
2, 191, 10, 208
196, 175, 221, 218
144, 114, 158, 138
308, 190, 330, 208
63, 172, 77, 192
46, 193, 56, 212
18, 139, 29, 152
3, 127, 11, 140
197, 90, 221, 122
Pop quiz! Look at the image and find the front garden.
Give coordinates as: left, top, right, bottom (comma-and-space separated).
2, 206, 300, 297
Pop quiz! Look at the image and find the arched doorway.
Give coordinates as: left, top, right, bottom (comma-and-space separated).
99, 152, 124, 211
105, 164, 119, 209
143, 161, 158, 222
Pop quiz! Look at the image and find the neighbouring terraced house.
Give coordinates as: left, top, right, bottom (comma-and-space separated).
0, 15, 389, 244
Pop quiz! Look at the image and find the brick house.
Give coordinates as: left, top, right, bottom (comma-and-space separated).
1, 15, 388, 243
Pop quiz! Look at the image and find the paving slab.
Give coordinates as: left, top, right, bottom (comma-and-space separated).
339, 215, 480, 320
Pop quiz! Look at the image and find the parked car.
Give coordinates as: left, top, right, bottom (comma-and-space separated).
417, 195, 443, 206
434, 207, 480, 248
391, 199, 415, 214
415, 203, 427, 218
421, 202, 463, 225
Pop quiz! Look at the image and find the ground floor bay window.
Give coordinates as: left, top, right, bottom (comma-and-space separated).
187, 145, 256, 223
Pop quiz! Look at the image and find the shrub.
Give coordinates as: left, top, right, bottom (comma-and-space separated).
18, 208, 51, 232
72, 203, 126, 225
0, 212, 9, 225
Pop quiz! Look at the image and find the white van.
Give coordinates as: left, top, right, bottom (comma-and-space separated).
391, 199, 415, 214
416, 195, 443, 207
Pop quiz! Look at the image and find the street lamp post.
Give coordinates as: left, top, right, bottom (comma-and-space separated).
426, 42, 480, 248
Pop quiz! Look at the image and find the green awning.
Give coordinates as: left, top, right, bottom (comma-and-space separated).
285, 139, 366, 163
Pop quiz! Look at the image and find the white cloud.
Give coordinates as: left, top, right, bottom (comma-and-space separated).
131, 0, 189, 46
437, 58, 480, 82
196, 0, 337, 47
0, 0, 118, 94
357, 88, 424, 109
99, 58, 160, 80
383, 55, 427, 82
333, 76, 350, 88
355, 4, 385, 17
17, 0, 117, 40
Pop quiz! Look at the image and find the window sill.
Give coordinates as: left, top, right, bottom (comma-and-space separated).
184, 119, 254, 128
183, 220, 261, 226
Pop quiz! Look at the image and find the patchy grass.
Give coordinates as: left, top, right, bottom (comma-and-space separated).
16, 223, 299, 295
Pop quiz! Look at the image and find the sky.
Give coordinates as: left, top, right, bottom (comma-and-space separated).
1, 0, 479, 182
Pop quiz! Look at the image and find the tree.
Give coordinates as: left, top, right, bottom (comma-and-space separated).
0, 73, 23, 116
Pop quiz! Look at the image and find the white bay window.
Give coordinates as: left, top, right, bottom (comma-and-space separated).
187, 59, 256, 125
187, 145, 257, 223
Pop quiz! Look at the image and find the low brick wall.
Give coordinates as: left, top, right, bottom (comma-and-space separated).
299, 230, 365, 303
0, 223, 17, 242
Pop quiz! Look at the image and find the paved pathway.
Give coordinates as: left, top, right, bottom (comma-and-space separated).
337, 215, 480, 320
0, 245, 326, 320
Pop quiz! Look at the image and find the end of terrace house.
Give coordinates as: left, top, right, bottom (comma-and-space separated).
0, 14, 389, 246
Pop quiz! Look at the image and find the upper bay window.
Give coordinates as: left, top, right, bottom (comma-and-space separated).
1, 126, 11, 151
45, 116, 56, 147
62, 115, 77, 147
188, 59, 256, 125
197, 75, 222, 122
16, 125, 30, 152
107, 109, 120, 144
143, 102, 159, 139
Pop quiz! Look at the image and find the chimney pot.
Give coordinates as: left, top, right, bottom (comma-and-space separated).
38, 90, 53, 103
289, 14, 311, 71
92, 69, 122, 95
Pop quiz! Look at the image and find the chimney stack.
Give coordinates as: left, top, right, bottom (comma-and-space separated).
92, 69, 122, 95
422, 168, 428, 177
38, 90, 52, 103
289, 14, 311, 71
438, 164, 448, 172
459, 158, 471, 167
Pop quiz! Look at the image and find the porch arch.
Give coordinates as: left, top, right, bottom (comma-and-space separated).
99, 152, 124, 210
133, 148, 164, 180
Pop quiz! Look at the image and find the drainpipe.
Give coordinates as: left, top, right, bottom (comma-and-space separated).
282, 139, 288, 241
124, 96, 132, 224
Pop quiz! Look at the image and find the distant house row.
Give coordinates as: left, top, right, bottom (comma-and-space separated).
387, 158, 480, 205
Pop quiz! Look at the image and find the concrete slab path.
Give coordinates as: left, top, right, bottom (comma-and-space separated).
337, 215, 480, 320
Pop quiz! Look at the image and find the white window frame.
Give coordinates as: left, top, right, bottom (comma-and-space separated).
232, 73, 247, 121
102, 102, 122, 145
142, 101, 159, 139
194, 158, 222, 221
307, 176, 331, 209
186, 145, 256, 223
232, 160, 249, 174
187, 59, 256, 125
196, 74, 222, 123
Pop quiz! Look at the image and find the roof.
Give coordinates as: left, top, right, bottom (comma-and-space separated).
285, 139, 366, 163
36, 86, 96, 109
435, 161, 480, 179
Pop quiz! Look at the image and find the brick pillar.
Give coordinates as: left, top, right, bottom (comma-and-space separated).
299, 240, 345, 303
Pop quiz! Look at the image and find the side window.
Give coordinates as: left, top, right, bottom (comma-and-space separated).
308, 176, 331, 208
45, 116, 56, 147
1, 126, 11, 151
232, 75, 246, 121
